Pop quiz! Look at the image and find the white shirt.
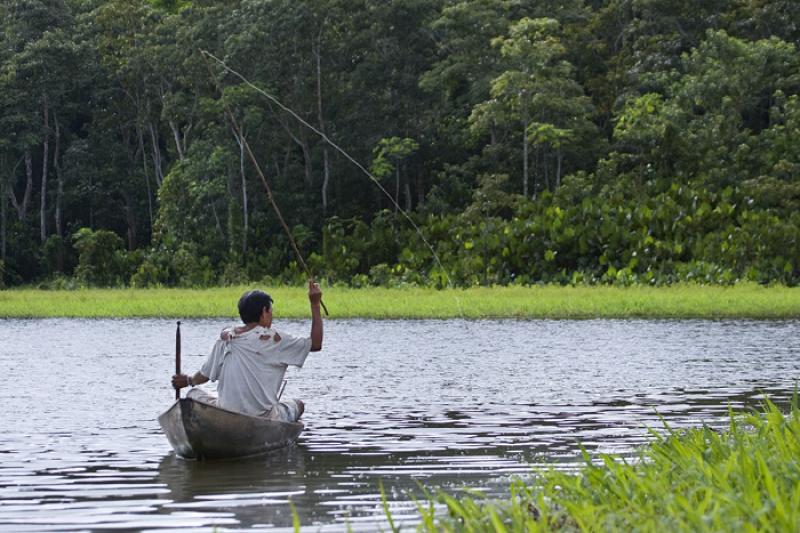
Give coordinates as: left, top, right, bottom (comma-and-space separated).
200, 325, 311, 416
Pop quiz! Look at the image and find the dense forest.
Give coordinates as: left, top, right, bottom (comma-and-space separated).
2, 0, 799, 288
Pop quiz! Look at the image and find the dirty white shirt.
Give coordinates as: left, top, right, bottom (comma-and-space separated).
200, 325, 311, 416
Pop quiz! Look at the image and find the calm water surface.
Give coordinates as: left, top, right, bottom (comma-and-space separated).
1, 318, 799, 531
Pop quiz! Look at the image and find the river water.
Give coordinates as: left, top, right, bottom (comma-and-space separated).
1, 318, 798, 531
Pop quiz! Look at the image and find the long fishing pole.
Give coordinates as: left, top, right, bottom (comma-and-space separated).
200, 50, 328, 316
199, 50, 460, 301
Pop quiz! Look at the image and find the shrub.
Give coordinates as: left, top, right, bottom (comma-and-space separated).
72, 228, 131, 287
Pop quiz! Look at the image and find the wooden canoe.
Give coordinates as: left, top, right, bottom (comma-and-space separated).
158, 398, 304, 460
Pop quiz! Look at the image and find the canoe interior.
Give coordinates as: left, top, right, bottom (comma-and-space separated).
158, 398, 304, 460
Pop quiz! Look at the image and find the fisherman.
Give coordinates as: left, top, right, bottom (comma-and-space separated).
171, 280, 323, 422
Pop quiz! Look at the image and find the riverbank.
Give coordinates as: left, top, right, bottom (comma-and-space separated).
407, 399, 800, 531
1, 284, 798, 318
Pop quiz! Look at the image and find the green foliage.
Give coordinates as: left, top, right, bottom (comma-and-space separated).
318, 174, 800, 287
146, 0, 190, 13
470, 16, 602, 196
40, 234, 77, 278
2, 1, 800, 288
317, 212, 402, 285
156, 141, 229, 254
370, 137, 420, 179
130, 236, 217, 288
72, 227, 136, 287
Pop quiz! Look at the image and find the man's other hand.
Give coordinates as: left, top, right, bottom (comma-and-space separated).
171, 374, 189, 389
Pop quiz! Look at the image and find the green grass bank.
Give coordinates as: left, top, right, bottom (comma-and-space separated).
1, 284, 799, 319
405, 399, 800, 532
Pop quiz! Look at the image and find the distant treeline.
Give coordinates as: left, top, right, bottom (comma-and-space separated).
2, 0, 799, 288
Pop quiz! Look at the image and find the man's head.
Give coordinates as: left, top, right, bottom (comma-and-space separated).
238, 290, 273, 325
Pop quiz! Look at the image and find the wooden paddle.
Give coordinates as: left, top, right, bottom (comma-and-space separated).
175, 321, 181, 400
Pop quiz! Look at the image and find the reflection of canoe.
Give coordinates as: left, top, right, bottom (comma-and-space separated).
158, 398, 304, 460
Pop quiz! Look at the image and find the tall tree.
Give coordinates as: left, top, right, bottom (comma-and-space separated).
470, 18, 600, 197
88, 0, 169, 248
371, 137, 420, 212
2, 0, 75, 238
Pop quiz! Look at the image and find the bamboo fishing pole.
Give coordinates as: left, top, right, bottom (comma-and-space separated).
199, 51, 463, 297
200, 49, 328, 315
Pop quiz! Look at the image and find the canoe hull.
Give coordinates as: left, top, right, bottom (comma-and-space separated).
158, 398, 303, 460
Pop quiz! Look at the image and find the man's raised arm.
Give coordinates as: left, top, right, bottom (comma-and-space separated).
309, 280, 323, 352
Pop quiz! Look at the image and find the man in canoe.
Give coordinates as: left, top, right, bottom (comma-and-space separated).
171, 280, 323, 422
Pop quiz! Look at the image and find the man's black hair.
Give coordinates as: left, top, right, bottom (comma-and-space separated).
238, 290, 273, 323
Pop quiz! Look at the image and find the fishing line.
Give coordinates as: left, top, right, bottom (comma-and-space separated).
201, 50, 468, 319
201, 50, 329, 315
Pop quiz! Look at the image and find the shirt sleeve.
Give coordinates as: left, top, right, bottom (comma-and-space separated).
273, 330, 312, 367
200, 339, 229, 381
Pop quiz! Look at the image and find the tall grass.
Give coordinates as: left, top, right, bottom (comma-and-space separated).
1, 283, 799, 318
410, 398, 800, 531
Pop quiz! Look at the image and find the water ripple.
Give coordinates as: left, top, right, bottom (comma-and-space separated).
0, 318, 798, 530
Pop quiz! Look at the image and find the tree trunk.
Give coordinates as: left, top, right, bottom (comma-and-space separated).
53, 113, 62, 238
314, 34, 331, 213
404, 180, 412, 212
394, 166, 400, 213
232, 128, 249, 255
543, 147, 550, 191
274, 157, 283, 185
300, 136, 313, 188
293, 137, 314, 189
522, 116, 529, 198
40, 95, 50, 243
138, 126, 154, 232
22, 150, 33, 220
321, 149, 330, 212
335, 152, 342, 209
281, 120, 313, 188
8, 153, 31, 221
556, 148, 563, 188
1, 177, 6, 264
124, 192, 137, 250
169, 120, 186, 162
89, 171, 94, 229
283, 142, 292, 188
211, 201, 224, 238
149, 122, 164, 186
53, 112, 64, 271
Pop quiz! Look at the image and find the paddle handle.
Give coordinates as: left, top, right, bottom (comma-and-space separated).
175, 321, 181, 400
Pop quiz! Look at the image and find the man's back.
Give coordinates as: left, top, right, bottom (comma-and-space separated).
202, 326, 311, 416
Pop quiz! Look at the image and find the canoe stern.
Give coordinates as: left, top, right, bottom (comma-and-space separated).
158, 399, 304, 460
158, 400, 196, 458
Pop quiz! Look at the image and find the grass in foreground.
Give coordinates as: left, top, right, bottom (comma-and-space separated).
407, 398, 800, 532
1, 283, 799, 319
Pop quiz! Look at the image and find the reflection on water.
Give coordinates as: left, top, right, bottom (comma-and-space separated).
0, 318, 798, 531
